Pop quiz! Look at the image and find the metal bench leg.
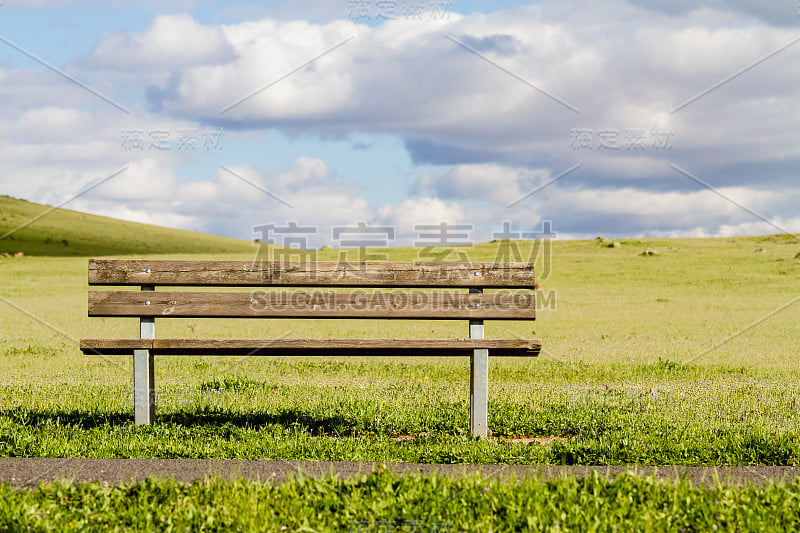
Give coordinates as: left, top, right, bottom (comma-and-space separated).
135, 285, 156, 425
134, 347, 155, 425
470, 347, 489, 438
469, 287, 488, 438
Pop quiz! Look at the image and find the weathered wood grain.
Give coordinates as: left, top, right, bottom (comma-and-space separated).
81, 338, 542, 357
88, 290, 535, 319
88, 260, 535, 288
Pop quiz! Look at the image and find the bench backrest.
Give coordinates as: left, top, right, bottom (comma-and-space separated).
87, 260, 536, 320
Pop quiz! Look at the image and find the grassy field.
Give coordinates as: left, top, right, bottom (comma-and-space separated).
1, 197, 800, 463
3, 471, 800, 531
1, 197, 800, 527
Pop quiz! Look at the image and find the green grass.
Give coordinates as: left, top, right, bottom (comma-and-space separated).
2, 471, 800, 531
0, 196, 253, 256
1, 231, 799, 464
2, 201, 800, 526
2, 358, 800, 465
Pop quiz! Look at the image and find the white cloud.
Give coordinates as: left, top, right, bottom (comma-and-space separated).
544, 186, 778, 219
91, 159, 177, 201
274, 156, 330, 190
377, 197, 466, 228
714, 217, 800, 237
89, 14, 236, 70
65, 156, 378, 245
415, 163, 550, 205
116, 4, 798, 177
2, 1, 799, 245
163, 18, 363, 119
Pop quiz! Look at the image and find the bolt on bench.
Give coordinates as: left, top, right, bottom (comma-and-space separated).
80, 259, 541, 437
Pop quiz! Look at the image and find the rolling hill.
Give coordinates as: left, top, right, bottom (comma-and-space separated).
0, 195, 254, 256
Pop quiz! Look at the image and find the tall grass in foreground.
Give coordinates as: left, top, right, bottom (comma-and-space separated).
2, 471, 799, 532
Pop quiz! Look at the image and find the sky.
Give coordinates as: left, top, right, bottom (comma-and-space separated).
0, 0, 798, 248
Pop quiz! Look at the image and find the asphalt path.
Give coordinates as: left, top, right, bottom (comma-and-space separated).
1, 459, 799, 488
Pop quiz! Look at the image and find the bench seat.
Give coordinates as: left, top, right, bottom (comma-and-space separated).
81, 338, 542, 357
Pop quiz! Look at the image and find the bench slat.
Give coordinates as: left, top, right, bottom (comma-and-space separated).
81, 338, 542, 357
88, 260, 535, 288
88, 290, 535, 320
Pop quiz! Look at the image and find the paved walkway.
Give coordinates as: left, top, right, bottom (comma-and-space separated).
1, 459, 799, 488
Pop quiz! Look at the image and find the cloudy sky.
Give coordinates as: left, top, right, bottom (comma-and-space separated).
0, 0, 798, 247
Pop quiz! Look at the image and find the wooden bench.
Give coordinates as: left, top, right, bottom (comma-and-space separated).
80, 259, 541, 437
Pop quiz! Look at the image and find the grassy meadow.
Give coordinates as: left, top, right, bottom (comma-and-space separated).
2, 196, 800, 527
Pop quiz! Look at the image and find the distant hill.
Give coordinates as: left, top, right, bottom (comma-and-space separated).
0, 196, 254, 256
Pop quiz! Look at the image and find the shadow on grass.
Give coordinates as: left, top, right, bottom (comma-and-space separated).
162, 409, 359, 436
0, 407, 363, 435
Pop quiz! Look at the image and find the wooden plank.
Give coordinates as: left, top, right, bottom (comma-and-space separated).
88, 259, 535, 288
88, 290, 536, 319
80, 338, 542, 357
